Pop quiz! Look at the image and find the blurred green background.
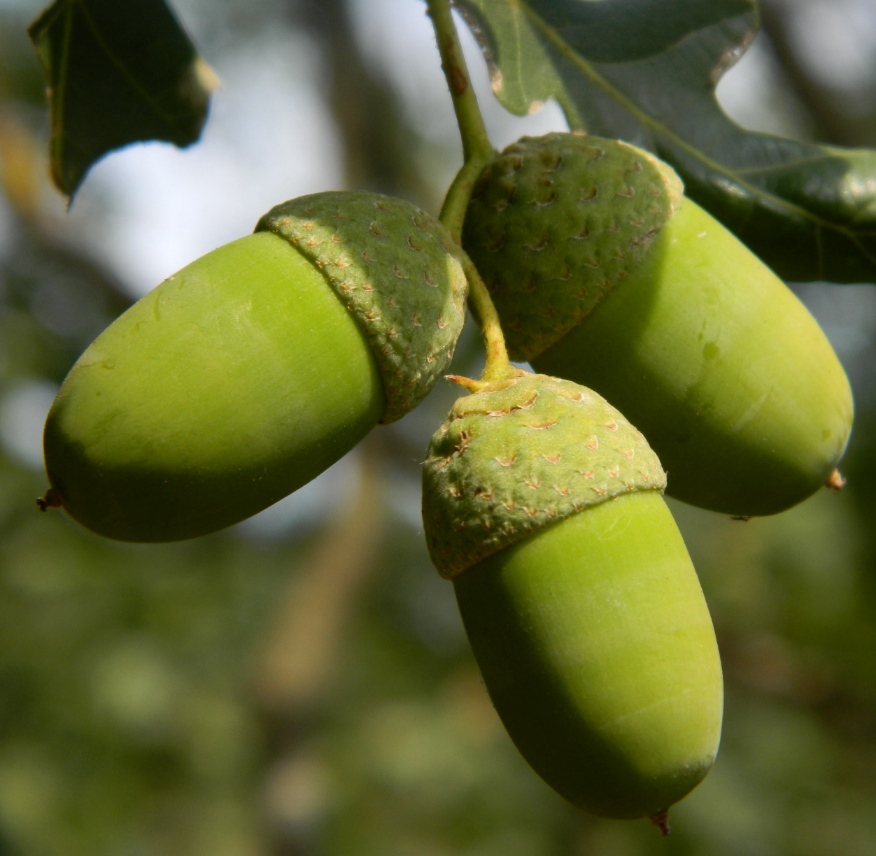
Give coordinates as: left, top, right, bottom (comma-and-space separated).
1, 0, 876, 854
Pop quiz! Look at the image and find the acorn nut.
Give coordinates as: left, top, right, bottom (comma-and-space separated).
41, 191, 467, 542
462, 133, 854, 517
422, 370, 723, 820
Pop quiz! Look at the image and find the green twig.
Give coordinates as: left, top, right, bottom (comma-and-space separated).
425, 0, 494, 165
427, 0, 512, 384
439, 153, 489, 244
459, 251, 514, 382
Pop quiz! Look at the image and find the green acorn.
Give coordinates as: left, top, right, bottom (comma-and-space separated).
422, 370, 723, 821
41, 192, 467, 542
462, 133, 854, 517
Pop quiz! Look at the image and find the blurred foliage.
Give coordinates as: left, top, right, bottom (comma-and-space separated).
456, 0, 876, 284
1, 1, 876, 855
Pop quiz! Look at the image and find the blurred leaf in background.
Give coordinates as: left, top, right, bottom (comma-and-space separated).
0, 1, 875, 855
455, 0, 876, 284
28, 0, 217, 197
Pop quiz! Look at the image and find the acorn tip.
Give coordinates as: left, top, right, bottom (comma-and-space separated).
37, 488, 63, 512
649, 808, 671, 836
826, 469, 846, 492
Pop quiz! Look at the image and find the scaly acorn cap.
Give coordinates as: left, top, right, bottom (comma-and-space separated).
462, 133, 683, 362
257, 191, 468, 423
422, 371, 666, 579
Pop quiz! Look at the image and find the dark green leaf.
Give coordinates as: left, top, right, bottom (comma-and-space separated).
28, 0, 217, 198
455, 0, 876, 284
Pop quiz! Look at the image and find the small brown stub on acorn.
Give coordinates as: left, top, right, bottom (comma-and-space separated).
649, 809, 671, 836
826, 469, 846, 492
36, 488, 63, 512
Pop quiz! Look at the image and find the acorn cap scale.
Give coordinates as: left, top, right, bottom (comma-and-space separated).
258, 192, 468, 423
422, 371, 665, 579
463, 133, 682, 362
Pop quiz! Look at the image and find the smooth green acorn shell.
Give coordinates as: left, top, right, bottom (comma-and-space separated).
534, 198, 854, 516
43, 193, 467, 542
422, 372, 722, 818
463, 134, 853, 516
454, 491, 723, 819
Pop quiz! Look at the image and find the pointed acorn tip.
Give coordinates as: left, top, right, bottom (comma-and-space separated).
37, 487, 63, 512
826, 469, 846, 492
649, 809, 671, 836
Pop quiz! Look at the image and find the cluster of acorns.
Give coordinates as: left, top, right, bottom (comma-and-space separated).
39, 133, 853, 828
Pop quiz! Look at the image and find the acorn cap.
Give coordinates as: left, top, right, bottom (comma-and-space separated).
257, 192, 468, 423
462, 133, 683, 362
422, 372, 666, 579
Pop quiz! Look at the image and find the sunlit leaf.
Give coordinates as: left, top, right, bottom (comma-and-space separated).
455, 0, 876, 284
28, 0, 218, 198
